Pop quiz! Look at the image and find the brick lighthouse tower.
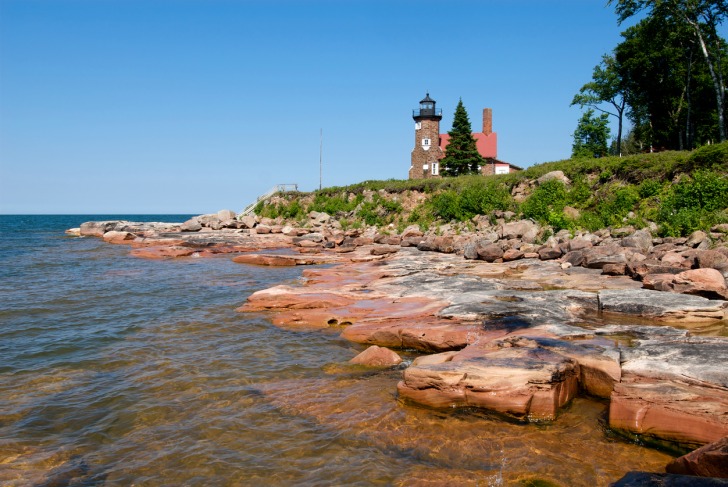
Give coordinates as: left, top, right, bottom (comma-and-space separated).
409, 93, 444, 179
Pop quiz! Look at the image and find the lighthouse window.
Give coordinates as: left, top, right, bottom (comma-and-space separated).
415, 122, 421, 130
431, 162, 439, 176
422, 138, 431, 146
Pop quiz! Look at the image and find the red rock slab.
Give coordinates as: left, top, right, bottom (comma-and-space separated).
232, 253, 332, 266
129, 245, 198, 259
342, 318, 481, 352
609, 375, 728, 448
398, 345, 579, 421
666, 435, 728, 478
237, 285, 358, 312
300, 262, 387, 289
271, 296, 450, 331
129, 238, 186, 248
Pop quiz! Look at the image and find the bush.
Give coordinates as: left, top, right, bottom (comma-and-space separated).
520, 180, 567, 224
657, 170, 728, 236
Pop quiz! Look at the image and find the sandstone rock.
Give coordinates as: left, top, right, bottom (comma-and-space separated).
371, 246, 399, 256
686, 230, 709, 248
130, 245, 197, 259
672, 268, 728, 300
217, 209, 237, 221
583, 245, 628, 269
661, 252, 686, 266
349, 345, 402, 367
537, 170, 570, 186
102, 230, 135, 244
65, 228, 81, 236
180, 218, 202, 232
398, 337, 579, 421
401, 225, 424, 239
610, 471, 728, 486
598, 288, 727, 322
502, 248, 524, 262
602, 263, 628, 276
500, 220, 540, 243
538, 246, 562, 260
240, 215, 257, 229
308, 211, 331, 226
563, 206, 580, 220
609, 376, 728, 448
79, 221, 122, 237
666, 436, 728, 478
696, 250, 728, 270
611, 226, 635, 238
562, 250, 586, 267
568, 238, 593, 251
477, 243, 504, 262
712, 224, 728, 234
255, 225, 272, 234
622, 228, 653, 253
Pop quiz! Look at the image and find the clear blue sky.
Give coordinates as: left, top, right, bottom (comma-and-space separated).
1, 0, 653, 214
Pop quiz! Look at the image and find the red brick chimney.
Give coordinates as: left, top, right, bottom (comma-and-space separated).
482, 108, 493, 136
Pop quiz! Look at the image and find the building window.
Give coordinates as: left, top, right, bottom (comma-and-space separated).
422, 138, 430, 146
431, 162, 439, 176
495, 165, 509, 175
422, 164, 429, 170
415, 122, 421, 130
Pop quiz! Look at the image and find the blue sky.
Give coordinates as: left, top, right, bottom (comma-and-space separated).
1, 0, 656, 214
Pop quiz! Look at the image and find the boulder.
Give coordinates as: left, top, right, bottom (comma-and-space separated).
477, 243, 504, 262
538, 246, 562, 260
622, 228, 653, 253
400, 225, 424, 239
568, 238, 593, 252
397, 337, 579, 421
500, 220, 540, 243
583, 245, 629, 269
349, 346, 402, 367
217, 209, 237, 221
79, 221, 121, 237
537, 170, 570, 186
672, 268, 728, 300
255, 225, 272, 234
308, 211, 331, 226
696, 250, 728, 270
102, 230, 135, 244
666, 436, 728, 478
180, 218, 202, 232
240, 215, 257, 229
502, 248, 525, 262
686, 230, 709, 248
371, 246, 399, 256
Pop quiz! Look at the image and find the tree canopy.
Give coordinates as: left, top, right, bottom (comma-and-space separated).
572, 109, 611, 158
440, 99, 484, 177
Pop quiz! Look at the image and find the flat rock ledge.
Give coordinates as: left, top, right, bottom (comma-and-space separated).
236, 246, 728, 453
76, 219, 728, 454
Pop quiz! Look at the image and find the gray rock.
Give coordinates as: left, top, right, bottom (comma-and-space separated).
598, 288, 727, 322
217, 209, 237, 221
180, 218, 202, 232
686, 230, 709, 248
622, 228, 653, 253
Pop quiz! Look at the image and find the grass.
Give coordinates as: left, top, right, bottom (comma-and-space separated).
253, 142, 728, 237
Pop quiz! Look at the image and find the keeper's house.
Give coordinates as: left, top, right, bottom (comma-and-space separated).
409, 93, 521, 179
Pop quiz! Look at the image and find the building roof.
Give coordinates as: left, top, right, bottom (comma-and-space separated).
439, 131, 498, 159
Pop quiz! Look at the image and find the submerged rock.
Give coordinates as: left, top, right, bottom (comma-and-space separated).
349, 345, 402, 367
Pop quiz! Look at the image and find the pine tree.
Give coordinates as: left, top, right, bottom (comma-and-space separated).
441, 99, 484, 176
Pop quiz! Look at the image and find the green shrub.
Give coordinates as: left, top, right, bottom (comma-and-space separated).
520, 180, 568, 224
638, 179, 662, 198
576, 211, 606, 232
430, 191, 464, 221
657, 170, 728, 236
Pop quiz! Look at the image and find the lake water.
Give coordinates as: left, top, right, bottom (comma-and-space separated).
0, 215, 675, 486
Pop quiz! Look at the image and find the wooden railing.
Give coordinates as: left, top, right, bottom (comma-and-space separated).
240, 184, 299, 216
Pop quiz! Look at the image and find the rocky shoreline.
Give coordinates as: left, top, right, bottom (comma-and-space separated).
69, 211, 728, 483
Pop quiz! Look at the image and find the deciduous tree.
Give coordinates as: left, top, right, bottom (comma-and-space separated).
572, 109, 611, 158
572, 54, 628, 156
610, 0, 728, 141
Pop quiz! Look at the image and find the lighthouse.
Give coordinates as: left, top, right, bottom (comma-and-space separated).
409, 93, 444, 179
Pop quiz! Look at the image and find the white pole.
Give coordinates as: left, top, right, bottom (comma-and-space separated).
319, 128, 323, 191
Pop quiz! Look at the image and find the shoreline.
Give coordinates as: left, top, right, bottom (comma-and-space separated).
71, 216, 728, 481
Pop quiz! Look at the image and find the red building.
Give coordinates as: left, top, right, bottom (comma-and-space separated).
409, 94, 521, 179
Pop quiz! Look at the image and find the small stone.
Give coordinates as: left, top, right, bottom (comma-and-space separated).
349, 346, 402, 367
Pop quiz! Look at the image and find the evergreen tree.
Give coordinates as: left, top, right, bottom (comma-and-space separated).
441, 99, 484, 176
572, 109, 611, 158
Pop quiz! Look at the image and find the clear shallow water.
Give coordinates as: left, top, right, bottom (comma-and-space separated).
0, 215, 675, 486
